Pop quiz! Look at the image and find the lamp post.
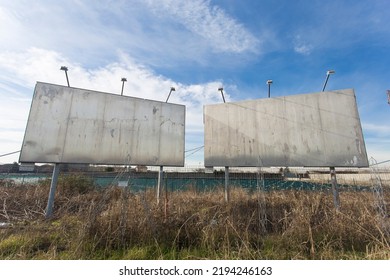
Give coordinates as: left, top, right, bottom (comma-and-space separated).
165, 87, 176, 103
159, 86, 175, 205
218, 87, 229, 200
157, 86, 176, 204
321, 69, 339, 210
121, 78, 127, 96
60, 66, 70, 87
47, 66, 70, 218
218, 87, 226, 103
322, 70, 335, 92
266, 80, 273, 98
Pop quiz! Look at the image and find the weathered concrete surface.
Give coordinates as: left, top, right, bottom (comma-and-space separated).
204, 89, 368, 167
20, 82, 185, 166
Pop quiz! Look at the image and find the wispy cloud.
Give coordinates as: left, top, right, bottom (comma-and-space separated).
0, 0, 260, 71
143, 0, 259, 54
273, 1, 390, 57
362, 123, 390, 136
293, 35, 313, 55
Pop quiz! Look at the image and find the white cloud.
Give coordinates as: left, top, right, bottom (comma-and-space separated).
0, 6, 23, 45
143, 0, 259, 53
0, 0, 261, 71
0, 48, 229, 164
293, 35, 313, 55
0, 48, 71, 87
294, 45, 312, 55
362, 123, 390, 136
362, 122, 390, 165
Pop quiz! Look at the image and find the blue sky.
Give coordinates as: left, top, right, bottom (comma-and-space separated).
0, 0, 389, 166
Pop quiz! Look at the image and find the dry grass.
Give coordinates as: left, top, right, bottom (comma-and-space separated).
0, 175, 389, 260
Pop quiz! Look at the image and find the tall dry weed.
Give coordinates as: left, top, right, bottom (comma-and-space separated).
0, 178, 389, 259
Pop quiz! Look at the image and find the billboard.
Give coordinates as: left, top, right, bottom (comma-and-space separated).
20, 82, 185, 166
204, 89, 368, 167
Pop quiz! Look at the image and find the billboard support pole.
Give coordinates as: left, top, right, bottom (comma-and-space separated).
330, 167, 340, 211
157, 166, 163, 204
224, 166, 230, 202
45, 163, 60, 219
322, 70, 340, 211
266, 80, 273, 98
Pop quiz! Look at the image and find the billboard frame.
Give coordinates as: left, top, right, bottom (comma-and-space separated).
19, 82, 186, 167
204, 89, 368, 168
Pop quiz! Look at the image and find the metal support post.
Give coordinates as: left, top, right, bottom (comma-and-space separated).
330, 167, 340, 211
45, 163, 61, 219
322, 70, 335, 92
121, 78, 127, 95
322, 75, 330, 92
218, 88, 226, 103
157, 165, 163, 204
60, 66, 70, 87
224, 166, 230, 202
267, 80, 272, 98
165, 87, 175, 103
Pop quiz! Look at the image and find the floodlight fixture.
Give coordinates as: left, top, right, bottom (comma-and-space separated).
327, 70, 335, 75
218, 87, 226, 103
60, 66, 70, 87
121, 77, 127, 95
322, 69, 335, 92
165, 87, 176, 103
266, 80, 273, 98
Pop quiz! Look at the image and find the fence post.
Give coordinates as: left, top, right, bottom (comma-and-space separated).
225, 166, 230, 202
157, 165, 163, 205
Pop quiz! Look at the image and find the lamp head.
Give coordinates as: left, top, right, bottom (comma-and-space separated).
326, 70, 335, 75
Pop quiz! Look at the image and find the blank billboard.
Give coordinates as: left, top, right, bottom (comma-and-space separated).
20, 82, 185, 166
204, 89, 368, 167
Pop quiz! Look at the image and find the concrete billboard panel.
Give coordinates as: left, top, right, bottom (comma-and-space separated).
19, 82, 185, 166
204, 89, 368, 167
